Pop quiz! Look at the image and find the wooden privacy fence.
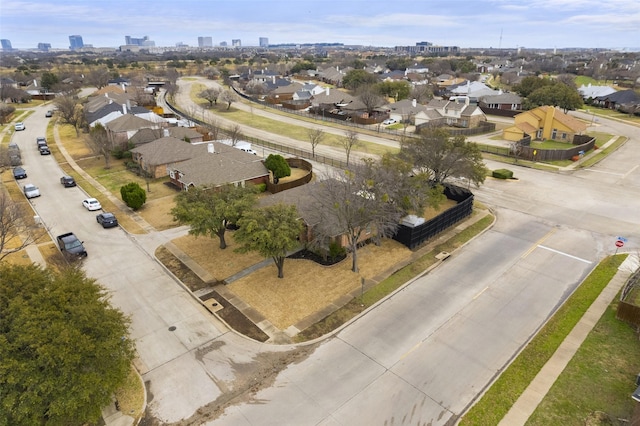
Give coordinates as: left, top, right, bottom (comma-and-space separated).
266, 158, 313, 194
617, 269, 640, 326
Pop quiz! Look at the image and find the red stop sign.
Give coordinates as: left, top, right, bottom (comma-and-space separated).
616, 240, 624, 248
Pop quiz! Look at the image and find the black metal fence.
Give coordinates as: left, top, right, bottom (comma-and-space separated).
393, 184, 474, 250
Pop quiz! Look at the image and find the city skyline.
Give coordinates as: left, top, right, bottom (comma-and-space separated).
0, 0, 639, 51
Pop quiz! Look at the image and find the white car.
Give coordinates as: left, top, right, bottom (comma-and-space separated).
82, 198, 102, 211
23, 183, 40, 199
14, 122, 25, 131
382, 118, 397, 125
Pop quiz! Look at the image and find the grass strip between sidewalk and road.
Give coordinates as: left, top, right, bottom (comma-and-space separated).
459, 254, 628, 426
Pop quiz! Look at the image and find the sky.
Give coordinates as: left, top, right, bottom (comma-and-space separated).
1, 0, 639, 51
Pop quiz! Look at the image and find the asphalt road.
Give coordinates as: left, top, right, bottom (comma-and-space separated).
11, 91, 639, 425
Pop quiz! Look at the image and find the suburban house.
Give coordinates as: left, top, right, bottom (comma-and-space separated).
578, 83, 616, 101
258, 180, 373, 249
502, 106, 588, 142
168, 144, 269, 191
105, 114, 160, 147
447, 81, 499, 103
383, 99, 428, 124
128, 127, 204, 147
479, 92, 523, 112
415, 98, 487, 128
593, 90, 640, 110
131, 138, 268, 190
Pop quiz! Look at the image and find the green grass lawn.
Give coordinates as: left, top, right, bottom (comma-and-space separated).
460, 254, 628, 426
526, 294, 640, 425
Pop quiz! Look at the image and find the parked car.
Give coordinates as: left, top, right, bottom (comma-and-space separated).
45, 110, 53, 117
82, 198, 101, 211
14, 122, 25, 131
23, 183, 40, 199
36, 137, 47, 146
382, 118, 397, 125
96, 212, 118, 228
39, 145, 51, 155
57, 232, 87, 259
13, 167, 27, 179
60, 175, 76, 187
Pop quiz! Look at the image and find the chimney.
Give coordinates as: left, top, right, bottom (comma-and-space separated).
325, 87, 330, 96
163, 128, 169, 137
122, 103, 127, 114
121, 83, 126, 92
207, 143, 215, 154
33, 79, 37, 87
272, 75, 275, 84
412, 99, 417, 108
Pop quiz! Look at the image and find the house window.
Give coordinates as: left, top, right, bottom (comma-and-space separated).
562, 132, 567, 139
169, 170, 175, 179
551, 129, 557, 139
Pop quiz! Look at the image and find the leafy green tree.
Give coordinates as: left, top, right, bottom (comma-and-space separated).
264, 154, 291, 184
401, 128, 488, 187
342, 69, 379, 91
525, 82, 583, 112
0, 264, 135, 426
375, 80, 411, 101
40, 71, 59, 91
512, 75, 551, 97
234, 204, 302, 278
120, 182, 146, 210
385, 57, 413, 71
290, 60, 316, 74
171, 185, 257, 249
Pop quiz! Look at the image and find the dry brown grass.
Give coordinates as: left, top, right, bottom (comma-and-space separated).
137, 195, 177, 230
57, 125, 93, 159
278, 167, 310, 183
171, 231, 265, 280
227, 239, 412, 330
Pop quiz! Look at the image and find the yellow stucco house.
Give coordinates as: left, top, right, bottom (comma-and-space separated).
503, 106, 588, 142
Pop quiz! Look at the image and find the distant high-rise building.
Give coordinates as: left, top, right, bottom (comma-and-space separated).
125, 35, 155, 47
220, 41, 227, 47
69, 35, 84, 50
198, 36, 213, 48
1, 39, 12, 50
232, 39, 241, 47
37, 43, 51, 51
259, 37, 269, 47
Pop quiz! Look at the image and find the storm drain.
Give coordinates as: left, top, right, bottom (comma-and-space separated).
204, 298, 224, 314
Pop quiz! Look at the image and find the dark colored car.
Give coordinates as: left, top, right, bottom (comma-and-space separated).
39, 145, 51, 155
13, 166, 27, 179
60, 175, 76, 187
96, 212, 118, 228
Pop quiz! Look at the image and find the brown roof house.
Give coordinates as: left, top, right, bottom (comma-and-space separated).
502, 106, 588, 142
129, 127, 204, 147
415, 98, 487, 128
131, 138, 269, 189
168, 143, 269, 191
105, 114, 160, 148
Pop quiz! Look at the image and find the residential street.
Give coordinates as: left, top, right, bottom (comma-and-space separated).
9, 87, 639, 425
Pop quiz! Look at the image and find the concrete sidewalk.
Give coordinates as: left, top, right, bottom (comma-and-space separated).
497, 254, 639, 426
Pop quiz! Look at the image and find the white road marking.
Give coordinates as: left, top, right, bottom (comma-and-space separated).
537, 245, 592, 264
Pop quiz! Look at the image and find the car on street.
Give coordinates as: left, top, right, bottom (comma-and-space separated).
45, 110, 53, 117
36, 137, 47, 146
382, 118, 397, 125
39, 145, 51, 155
23, 183, 40, 199
60, 175, 76, 187
14, 122, 25, 131
82, 197, 102, 211
13, 167, 27, 179
96, 212, 118, 228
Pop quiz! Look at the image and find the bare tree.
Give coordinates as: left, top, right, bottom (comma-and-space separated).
228, 124, 243, 146
220, 88, 238, 110
357, 85, 383, 114
85, 67, 111, 90
53, 95, 84, 136
199, 87, 222, 107
204, 118, 221, 141
0, 191, 47, 263
307, 161, 405, 273
88, 123, 112, 168
307, 128, 325, 159
409, 85, 433, 104
341, 130, 360, 167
